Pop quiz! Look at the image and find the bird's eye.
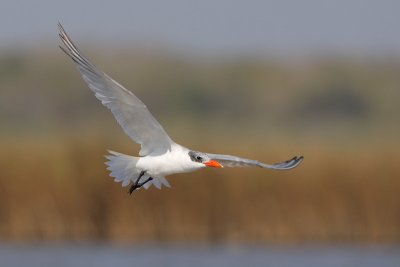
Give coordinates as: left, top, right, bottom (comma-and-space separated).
196, 156, 203, 161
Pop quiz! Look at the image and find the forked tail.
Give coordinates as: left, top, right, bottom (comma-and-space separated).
104, 151, 170, 189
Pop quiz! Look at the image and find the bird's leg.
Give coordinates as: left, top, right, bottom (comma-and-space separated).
129, 171, 145, 194
137, 177, 153, 188
129, 177, 153, 194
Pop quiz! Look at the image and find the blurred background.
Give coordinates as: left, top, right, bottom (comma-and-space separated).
1, 0, 400, 266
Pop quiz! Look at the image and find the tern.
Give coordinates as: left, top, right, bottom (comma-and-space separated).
58, 23, 303, 194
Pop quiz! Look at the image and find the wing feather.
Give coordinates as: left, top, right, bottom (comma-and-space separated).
58, 23, 173, 156
207, 153, 304, 170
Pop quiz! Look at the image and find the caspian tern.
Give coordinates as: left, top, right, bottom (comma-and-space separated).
58, 23, 303, 194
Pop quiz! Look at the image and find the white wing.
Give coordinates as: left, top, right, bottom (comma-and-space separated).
58, 23, 174, 156
206, 153, 303, 170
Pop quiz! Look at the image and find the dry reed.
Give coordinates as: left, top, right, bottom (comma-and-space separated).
0, 134, 399, 244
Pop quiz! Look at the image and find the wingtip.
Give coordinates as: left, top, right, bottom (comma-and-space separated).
57, 22, 65, 33
293, 155, 304, 168
270, 154, 304, 170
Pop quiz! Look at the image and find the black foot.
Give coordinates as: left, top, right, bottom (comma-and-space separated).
129, 177, 153, 194
129, 171, 153, 195
129, 171, 145, 194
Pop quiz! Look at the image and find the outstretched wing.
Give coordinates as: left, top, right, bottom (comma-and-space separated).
206, 153, 304, 170
58, 23, 174, 156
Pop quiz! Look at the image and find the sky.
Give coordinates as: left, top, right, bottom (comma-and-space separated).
1, 0, 400, 56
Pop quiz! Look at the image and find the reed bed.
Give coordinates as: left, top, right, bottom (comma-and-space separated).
0, 135, 398, 244
1, 50, 400, 243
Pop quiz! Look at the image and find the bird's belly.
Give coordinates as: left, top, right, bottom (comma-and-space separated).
136, 156, 197, 177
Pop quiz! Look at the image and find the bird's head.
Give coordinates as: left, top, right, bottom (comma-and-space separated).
188, 151, 223, 168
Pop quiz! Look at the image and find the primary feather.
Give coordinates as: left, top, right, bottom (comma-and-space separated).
206, 153, 304, 170
58, 23, 174, 156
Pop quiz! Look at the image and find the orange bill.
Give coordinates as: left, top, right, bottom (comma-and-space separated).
204, 160, 223, 168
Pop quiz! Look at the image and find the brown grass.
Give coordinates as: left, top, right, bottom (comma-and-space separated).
0, 134, 399, 244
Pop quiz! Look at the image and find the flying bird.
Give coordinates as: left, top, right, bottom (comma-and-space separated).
58, 23, 303, 194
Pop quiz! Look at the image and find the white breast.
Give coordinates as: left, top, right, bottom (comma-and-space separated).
136, 145, 204, 177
